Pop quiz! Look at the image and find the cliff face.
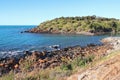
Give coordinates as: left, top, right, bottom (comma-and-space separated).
27, 16, 120, 35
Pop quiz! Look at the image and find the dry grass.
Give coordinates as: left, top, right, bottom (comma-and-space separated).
0, 50, 120, 80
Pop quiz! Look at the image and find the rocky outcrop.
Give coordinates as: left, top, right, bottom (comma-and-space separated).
101, 37, 120, 50
25, 16, 120, 35
0, 37, 119, 78
0, 43, 113, 76
25, 28, 110, 36
25, 27, 66, 34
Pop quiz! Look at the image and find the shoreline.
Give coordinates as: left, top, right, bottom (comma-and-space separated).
25, 29, 116, 36
25, 27, 120, 36
0, 37, 120, 79
0, 43, 112, 75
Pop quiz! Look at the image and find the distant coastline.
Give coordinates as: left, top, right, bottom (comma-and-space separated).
26, 16, 120, 35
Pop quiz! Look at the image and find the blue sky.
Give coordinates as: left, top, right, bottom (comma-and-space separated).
0, 0, 120, 25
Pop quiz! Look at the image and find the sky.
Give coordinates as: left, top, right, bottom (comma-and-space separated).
0, 0, 120, 25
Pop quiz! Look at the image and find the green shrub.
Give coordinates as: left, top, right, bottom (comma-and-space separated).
24, 76, 37, 80
73, 55, 95, 67
35, 16, 120, 33
60, 64, 73, 70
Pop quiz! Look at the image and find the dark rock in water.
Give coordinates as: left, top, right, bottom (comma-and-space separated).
63, 48, 69, 51
24, 51, 32, 56
20, 31, 24, 33
87, 43, 96, 47
49, 45, 60, 50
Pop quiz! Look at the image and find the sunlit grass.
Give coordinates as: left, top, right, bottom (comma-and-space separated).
0, 50, 120, 80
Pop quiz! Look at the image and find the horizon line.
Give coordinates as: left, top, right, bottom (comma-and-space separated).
0, 24, 36, 26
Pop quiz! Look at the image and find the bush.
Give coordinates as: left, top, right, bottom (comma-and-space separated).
73, 55, 95, 67
60, 64, 73, 70
35, 16, 120, 33
24, 76, 37, 80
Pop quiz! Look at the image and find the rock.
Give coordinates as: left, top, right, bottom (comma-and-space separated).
41, 63, 47, 69
87, 43, 96, 47
4, 64, 9, 68
49, 45, 60, 50
20, 31, 24, 33
31, 51, 40, 61
37, 51, 47, 59
14, 64, 19, 69
0, 63, 4, 67
0, 38, 118, 77
50, 62, 58, 68
24, 51, 31, 56
63, 48, 69, 51
39, 59, 46, 63
41, 51, 47, 56
19, 58, 24, 64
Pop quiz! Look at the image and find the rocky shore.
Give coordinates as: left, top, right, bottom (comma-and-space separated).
101, 37, 120, 50
0, 44, 112, 76
25, 28, 110, 36
0, 37, 119, 80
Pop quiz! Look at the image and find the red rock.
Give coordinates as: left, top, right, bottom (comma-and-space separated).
14, 64, 19, 69
0, 63, 4, 67
39, 59, 45, 63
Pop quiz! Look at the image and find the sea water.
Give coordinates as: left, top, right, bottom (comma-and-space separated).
0, 25, 119, 58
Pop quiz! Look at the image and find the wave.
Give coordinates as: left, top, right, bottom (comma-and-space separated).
0, 44, 61, 59
0, 50, 24, 59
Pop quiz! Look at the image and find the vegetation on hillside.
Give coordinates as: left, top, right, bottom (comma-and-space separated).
33, 15, 120, 34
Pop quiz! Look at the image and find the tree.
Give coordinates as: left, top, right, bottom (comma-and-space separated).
110, 21, 117, 33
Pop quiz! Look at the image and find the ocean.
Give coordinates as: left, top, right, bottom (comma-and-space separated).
0, 25, 119, 58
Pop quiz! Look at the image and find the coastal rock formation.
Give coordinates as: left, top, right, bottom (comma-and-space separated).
26, 16, 120, 35
0, 43, 113, 76
101, 37, 120, 50
0, 37, 119, 79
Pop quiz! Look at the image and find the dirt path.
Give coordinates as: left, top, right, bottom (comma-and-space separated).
67, 51, 120, 80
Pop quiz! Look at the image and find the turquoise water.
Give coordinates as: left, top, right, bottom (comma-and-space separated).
0, 25, 119, 58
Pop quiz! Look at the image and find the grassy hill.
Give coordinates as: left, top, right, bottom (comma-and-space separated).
28, 16, 120, 34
